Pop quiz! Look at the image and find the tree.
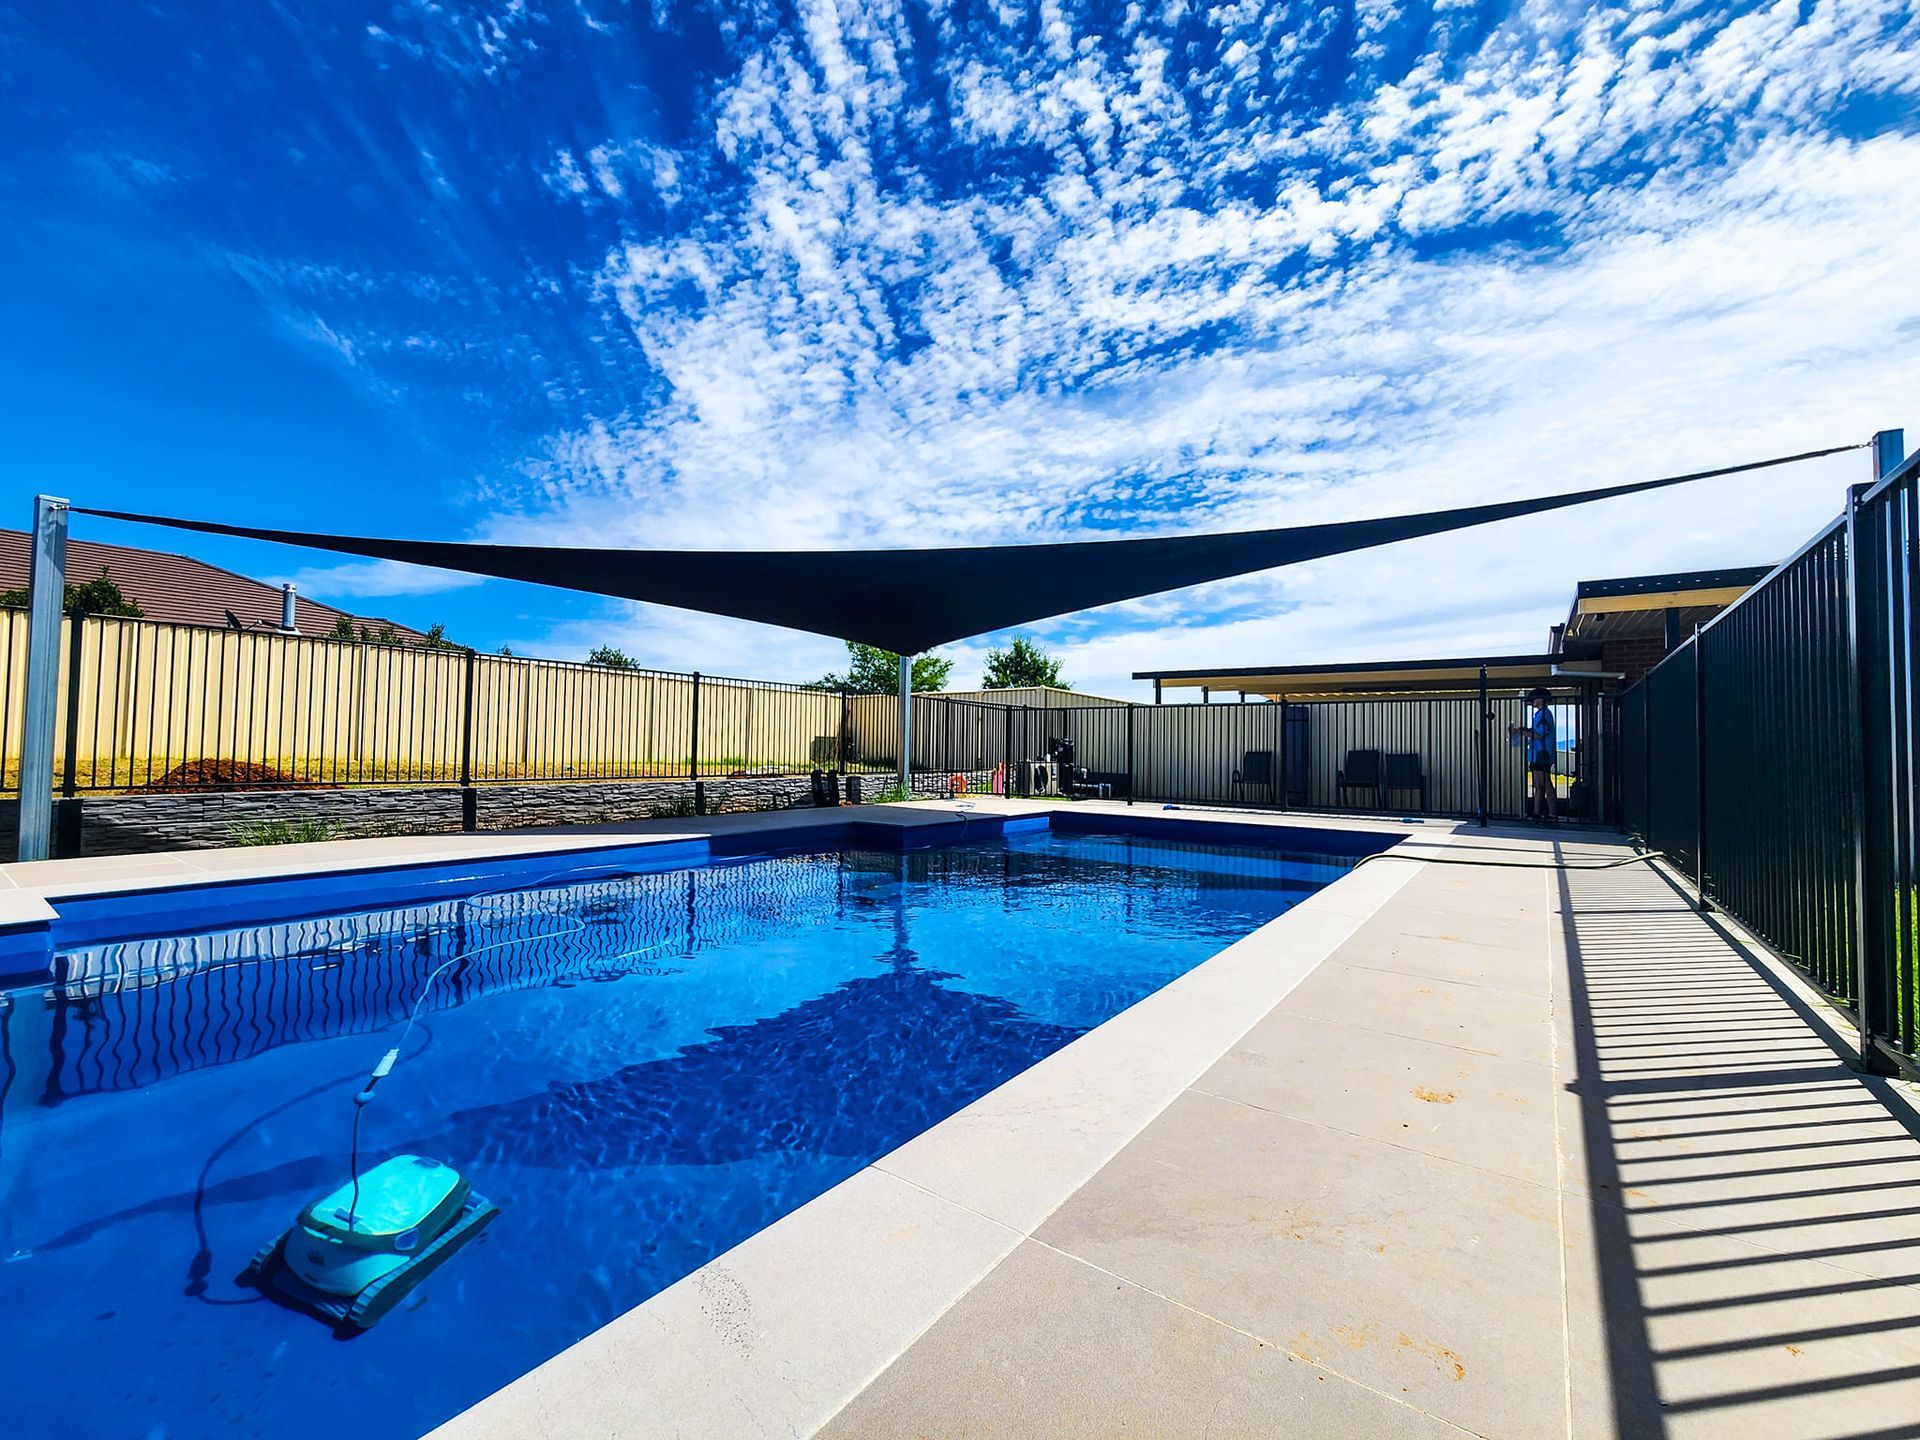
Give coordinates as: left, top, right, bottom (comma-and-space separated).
0, 565, 143, 617
816, 641, 952, 693
419, 622, 460, 650
981, 635, 1068, 691
588, 644, 639, 669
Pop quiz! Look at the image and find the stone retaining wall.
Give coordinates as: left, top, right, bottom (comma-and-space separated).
0, 775, 835, 857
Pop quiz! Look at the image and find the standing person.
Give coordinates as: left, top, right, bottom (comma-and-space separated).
1509, 687, 1557, 821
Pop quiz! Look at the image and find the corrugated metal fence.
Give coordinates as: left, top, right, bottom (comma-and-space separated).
0, 612, 1606, 828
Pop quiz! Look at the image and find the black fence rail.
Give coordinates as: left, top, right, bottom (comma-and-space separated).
1621, 434, 1918, 1071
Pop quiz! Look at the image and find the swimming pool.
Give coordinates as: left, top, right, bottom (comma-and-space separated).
0, 820, 1386, 1439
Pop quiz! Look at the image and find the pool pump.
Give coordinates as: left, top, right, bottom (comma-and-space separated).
243, 1045, 498, 1331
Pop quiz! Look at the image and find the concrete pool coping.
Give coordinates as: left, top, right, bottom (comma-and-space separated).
409, 798, 1455, 1440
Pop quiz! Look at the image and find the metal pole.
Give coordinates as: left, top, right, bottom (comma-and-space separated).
1476, 663, 1489, 827
897, 653, 911, 793
1153, 679, 1162, 705
17, 496, 68, 862
1692, 626, 1709, 910
54, 610, 85, 858
1848, 432, 1906, 1073
459, 646, 478, 832
1003, 702, 1013, 793
689, 671, 703, 814
1280, 694, 1290, 809
1125, 703, 1134, 805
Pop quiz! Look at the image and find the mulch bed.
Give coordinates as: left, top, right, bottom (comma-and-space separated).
138, 759, 334, 793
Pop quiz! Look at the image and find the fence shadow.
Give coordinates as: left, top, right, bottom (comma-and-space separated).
1557, 852, 1920, 1438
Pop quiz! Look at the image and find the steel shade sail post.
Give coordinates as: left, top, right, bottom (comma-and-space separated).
17, 496, 68, 862
458, 646, 478, 832
897, 653, 911, 793
689, 671, 703, 815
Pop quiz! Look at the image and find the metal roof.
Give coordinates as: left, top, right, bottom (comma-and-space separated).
1564, 565, 1772, 644
1572, 566, 1775, 601
1133, 653, 1609, 699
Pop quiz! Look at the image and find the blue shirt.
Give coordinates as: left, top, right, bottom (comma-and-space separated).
1527, 707, 1556, 767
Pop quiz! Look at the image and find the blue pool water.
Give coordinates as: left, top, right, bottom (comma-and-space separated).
0, 825, 1370, 1439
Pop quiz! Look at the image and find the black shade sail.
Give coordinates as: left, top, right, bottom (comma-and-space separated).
77, 446, 1852, 654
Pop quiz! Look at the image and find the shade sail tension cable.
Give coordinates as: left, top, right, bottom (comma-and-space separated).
74, 440, 1866, 655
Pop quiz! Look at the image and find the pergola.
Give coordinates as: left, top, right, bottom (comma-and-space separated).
1561, 565, 1773, 656
11, 444, 1856, 858
1134, 652, 1605, 703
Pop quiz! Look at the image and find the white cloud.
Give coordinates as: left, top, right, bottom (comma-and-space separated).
318, 2, 1920, 685
268, 560, 487, 601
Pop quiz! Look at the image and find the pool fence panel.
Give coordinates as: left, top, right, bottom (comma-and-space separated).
1621, 429, 1918, 1076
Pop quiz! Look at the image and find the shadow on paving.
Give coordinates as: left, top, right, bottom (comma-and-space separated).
1557, 851, 1920, 1439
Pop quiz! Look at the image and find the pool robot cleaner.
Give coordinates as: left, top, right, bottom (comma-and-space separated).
244, 954, 500, 1331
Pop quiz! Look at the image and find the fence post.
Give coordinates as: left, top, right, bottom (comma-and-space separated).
837, 688, 848, 771
690, 671, 704, 815
1692, 628, 1708, 910
1476, 664, 1489, 827
1280, 695, 1291, 810
1125, 703, 1135, 805
54, 612, 85, 857
459, 647, 478, 832
1848, 433, 1906, 1073
17, 495, 68, 862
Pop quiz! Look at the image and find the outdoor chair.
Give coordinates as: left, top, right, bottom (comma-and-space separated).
1232, 749, 1277, 806
1335, 749, 1383, 808
1382, 752, 1428, 812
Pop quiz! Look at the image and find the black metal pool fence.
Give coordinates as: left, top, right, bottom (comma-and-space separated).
1621, 437, 1920, 1074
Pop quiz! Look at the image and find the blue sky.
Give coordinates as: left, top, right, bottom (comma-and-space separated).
3, 1, 1917, 698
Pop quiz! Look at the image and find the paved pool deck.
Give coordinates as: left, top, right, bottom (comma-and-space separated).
452, 802, 1920, 1440
9, 798, 1917, 1437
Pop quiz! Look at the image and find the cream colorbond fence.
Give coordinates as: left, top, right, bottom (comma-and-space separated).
0, 611, 905, 795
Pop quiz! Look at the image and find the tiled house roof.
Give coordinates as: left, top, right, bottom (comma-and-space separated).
0, 530, 428, 642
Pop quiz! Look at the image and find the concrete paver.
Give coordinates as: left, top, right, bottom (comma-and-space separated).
821, 1240, 1477, 1440
1204, 1010, 1561, 1186
825, 823, 1920, 1439
1033, 1090, 1570, 1439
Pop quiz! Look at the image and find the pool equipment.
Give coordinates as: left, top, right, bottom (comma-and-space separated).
238, 862, 691, 1330
244, 1024, 497, 1331
243, 1153, 497, 1331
